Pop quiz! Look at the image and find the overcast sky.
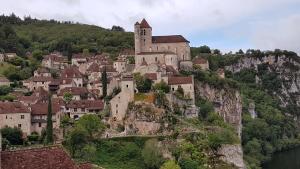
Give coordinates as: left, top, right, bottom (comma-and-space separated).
1, 0, 300, 53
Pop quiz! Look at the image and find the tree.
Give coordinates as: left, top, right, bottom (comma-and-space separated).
212, 49, 221, 55
82, 48, 89, 55
75, 114, 105, 139
81, 144, 97, 161
66, 126, 88, 157
1, 126, 23, 145
61, 115, 72, 137
111, 25, 125, 32
142, 139, 163, 169
134, 73, 152, 93
63, 92, 73, 103
101, 66, 108, 98
197, 45, 211, 53
32, 49, 43, 61
153, 81, 170, 93
160, 160, 181, 169
46, 94, 53, 144
0, 85, 12, 95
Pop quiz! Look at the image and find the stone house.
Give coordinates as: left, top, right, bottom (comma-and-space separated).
0, 101, 31, 136
110, 75, 134, 122
168, 76, 195, 104
23, 76, 53, 91
134, 19, 191, 70
57, 87, 89, 100
30, 98, 64, 134
60, 66, 85, 87
71, 53, 92, 66
86, 63, 101, 81
193, 57, 209, 70
0, 76, 11, 86
63, 100, 104, 120
33, 67, 51, 77
42, 54, 66, 69
113, 59, 127, 73
5, 53, 17, 60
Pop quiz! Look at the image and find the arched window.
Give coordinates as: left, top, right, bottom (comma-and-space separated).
143, 29, 146, 35
142, 57, 145, 61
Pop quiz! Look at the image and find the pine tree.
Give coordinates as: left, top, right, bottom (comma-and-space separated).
46, 94, 53, 144
102, 66, 107, 98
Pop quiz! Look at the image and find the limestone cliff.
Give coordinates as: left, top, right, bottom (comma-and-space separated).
225, 54, 300, 114
194, 80, 242, 137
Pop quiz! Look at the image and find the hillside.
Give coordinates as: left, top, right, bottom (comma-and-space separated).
0, 14, 134, 57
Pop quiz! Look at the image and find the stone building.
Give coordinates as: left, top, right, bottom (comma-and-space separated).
134, 19, 191, 69
193, 57, 209, 70
0, 102, 31, 136
110, 75, 134, 122
168, 76, 195, 104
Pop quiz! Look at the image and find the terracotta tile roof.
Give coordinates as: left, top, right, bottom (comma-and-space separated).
140, 18, 151, 28
137, 51, 175, 55
100, 65, 117, 73
166, 65, 177, 74
0, 146, 79, 169
0, 76, 10, 82
168, 76, 193, 85
0, 101, 30, 114
58, 87, 88, 96
77, 163, 93, 169
145, 73, 157, 81
152, 35, 189, 43
30, 98, 64, 115
66, 100, 104, 110
87, 63, 100, 72
193, 58, 208, 64
31, 76, 53, 82
61, 66, 83, 78
18, 87, 48, 104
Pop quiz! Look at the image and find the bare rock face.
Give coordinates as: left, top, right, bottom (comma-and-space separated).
226, 54, 300, 110
219, 144, 245, 169
194, 81, 242, 137
124, 103, 168, 135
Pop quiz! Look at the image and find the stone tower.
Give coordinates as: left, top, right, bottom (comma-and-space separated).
134, 19, 152, 54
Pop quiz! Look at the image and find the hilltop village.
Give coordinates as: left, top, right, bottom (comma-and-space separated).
0, 19, 221, 138
0, 19, 238, 169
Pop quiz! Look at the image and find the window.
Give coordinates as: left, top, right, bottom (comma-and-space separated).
81, 108, 85, 112
6, 115, 7, 119
155, 57, 158, 62
66, 108, 69, 111
21, 115, 24, 119
116, 110, 118, 114
143, 39, 146, 45
116, 104, 118, 108
39, 123, 42, 127
172, 88, 175, 91
157, 46, 159, 51
126, 85, 129, 88
74, 108, 77, 112
142, 57, 145, 61
42, 82, 44, 84
143, 29, 146, 35
18, 124, 22, 128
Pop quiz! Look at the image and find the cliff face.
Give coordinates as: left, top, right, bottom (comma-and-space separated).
194, 81, 243, 137
226, 55, 300, 112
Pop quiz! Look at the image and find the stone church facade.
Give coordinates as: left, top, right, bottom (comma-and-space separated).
134, 19, 191, 69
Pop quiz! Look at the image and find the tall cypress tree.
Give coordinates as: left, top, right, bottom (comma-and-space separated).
102, 66, 107, 98
46, 94, 53, 144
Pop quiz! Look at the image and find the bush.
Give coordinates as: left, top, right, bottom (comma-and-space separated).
1, 126, 23, 145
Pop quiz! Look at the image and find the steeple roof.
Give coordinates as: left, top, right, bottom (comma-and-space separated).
140, 18, 151, 28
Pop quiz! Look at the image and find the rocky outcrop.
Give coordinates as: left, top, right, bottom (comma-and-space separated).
225, 55, 300, 110
194, 81, 242, 137
219, 144, 245, 169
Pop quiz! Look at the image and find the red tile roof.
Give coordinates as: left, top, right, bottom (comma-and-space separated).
145, 73, 157, 81
87, 63, 100, 72
35, 67, 50, 74
152, 35, 189, 43
0, 101, 30, 114
44, 54, 64, 62
30, 98, 64, 115
1, 146, 79, 169
140, 18, 151, 28
168, 76, 193, 85
61, 66, 83, 78
58, 87, 89, 96
66, 100, 104, 110
30, 76, 53, 82
77, 163, 93, 169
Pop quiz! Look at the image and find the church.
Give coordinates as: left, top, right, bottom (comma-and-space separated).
134, 19, 191, 70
